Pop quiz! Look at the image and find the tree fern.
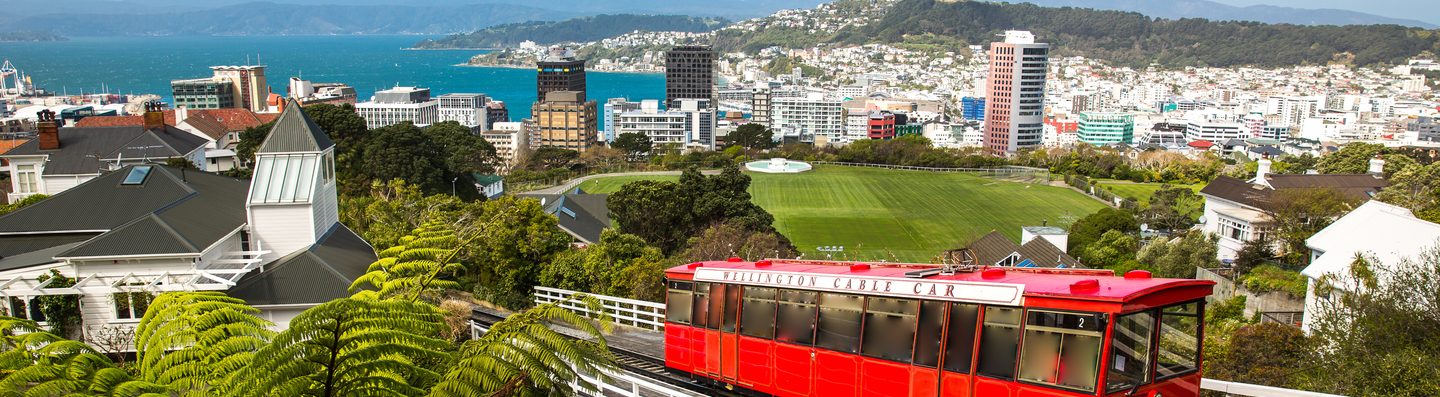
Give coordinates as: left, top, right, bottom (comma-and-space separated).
133, 292, 274, 396
350, 222, 467, 300
0, 316, 168, 396
427, 298, 617, 397
228, 298, 451, 397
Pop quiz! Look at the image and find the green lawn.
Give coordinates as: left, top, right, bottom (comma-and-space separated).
578, 166, 1108, 262
577, 175, 680, 194
1092, 180, 1202, 206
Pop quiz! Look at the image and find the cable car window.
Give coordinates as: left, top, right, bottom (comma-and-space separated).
861, 297, 918, 363
740, 287, 777, 339
913, 301, 947, 368
1157, 302, 1201, 378
666, 281, 693, 325
776, 289, 818, 345
976, 306, 1022, 380
1017, 310, 1105, 393
707, 284, 729, 330
692, 283, 710, 328
815, 293, 864, 353
942, 303, 980, 373
1107, 311, 1155, 392
722, 283, 740, 332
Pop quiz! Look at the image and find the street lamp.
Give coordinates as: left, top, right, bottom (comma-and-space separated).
452, 177, 459, 196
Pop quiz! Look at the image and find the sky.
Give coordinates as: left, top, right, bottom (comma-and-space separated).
1211, 0, 1440, 25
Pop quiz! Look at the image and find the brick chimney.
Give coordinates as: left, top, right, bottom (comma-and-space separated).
142, 101, 165, 131
37, 109, 60, 150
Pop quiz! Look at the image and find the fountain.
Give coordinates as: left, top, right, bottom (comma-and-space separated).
744, 158, 813, 173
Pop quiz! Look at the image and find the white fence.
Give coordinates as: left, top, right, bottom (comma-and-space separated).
534, 286, 667, 331
506, 287, 1349, 397
807, 161, 1052, 182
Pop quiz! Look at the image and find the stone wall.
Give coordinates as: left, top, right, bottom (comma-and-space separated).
1195, 267, 1305, 317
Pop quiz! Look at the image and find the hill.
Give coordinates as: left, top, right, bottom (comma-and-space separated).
0, 30, 65, 42
995, 0, 1436, 29
828, 0, 1440, 67
4, 2, 578, 36
414, 14, 729, 49
580, 166, 1108, 262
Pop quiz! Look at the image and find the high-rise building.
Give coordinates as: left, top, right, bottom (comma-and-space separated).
210, 66, 270, 113
615, 99, 716, 152
868, 111, 897, 140
961, 97, 985, 121
772, 93, 844, 144
983, 30, 1049, 156
537, 48, 586, 103
485, 101, 510, 130
1077, 112, 1135, 145
437, 93, 489, 130
171, 78, 236, 109
1185, 112, 1246, 142
288, 77, 357, 106
481, 121, 532, 171
532, 91, 598, 151
665, 45, 716, 108
751, 88, 772, 127
355, 86, 440, 129
603, 98, 643, 142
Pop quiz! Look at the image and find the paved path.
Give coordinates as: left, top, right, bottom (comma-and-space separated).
521, 169, 721, 195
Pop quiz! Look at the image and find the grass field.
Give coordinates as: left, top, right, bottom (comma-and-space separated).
577, 175, 681, 193
1092, 180, 1202, 206
580, 165, 1108, 262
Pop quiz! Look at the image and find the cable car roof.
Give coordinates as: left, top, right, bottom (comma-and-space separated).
665, 259, 1214, 305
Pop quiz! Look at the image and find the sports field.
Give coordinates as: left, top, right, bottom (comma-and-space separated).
580, 165, 1108, 262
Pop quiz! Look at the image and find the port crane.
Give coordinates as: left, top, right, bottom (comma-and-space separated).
1, 59, 31, 95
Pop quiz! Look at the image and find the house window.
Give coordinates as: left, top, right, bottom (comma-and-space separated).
4, 297, 44, 321
1218, 217, 1251, 241
114, 291, 154, 320
15, 164, 39, 194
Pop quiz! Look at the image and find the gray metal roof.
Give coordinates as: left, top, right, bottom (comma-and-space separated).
256, 100, 333, 154
2, 125, 208, 175
0, 165, 249, 258
1018, 238, 1081, 268
0, 234, 97, 258
226, 224, 376, 306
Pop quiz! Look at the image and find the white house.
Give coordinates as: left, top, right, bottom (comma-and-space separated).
2, 104, 209, 202
1198, 157, 1388, 260
0, 101, 374, 343
1300, 200, 1440, 333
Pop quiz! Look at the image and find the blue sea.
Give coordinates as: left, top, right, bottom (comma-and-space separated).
0, 35, 664, 119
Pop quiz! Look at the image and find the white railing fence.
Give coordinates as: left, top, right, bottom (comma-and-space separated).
1201, 379, 1347, 397
471, 319, 700, 397
533, 286, 666, 331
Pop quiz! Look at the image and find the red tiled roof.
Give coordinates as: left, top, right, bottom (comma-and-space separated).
0, 139, 29, 155
1187, 140, 1213, 149
74, 109, 276, 132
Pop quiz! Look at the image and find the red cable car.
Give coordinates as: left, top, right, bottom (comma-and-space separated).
662, 259, 1215, 397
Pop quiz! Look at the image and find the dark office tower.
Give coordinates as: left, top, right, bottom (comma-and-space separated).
536, 47, 587, 103
665, 45, 715, 109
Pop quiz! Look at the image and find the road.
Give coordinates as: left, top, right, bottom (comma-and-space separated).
521, 169, 721, 195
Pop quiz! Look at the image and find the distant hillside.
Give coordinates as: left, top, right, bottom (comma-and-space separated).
826, 0, 1440, 67
0, 30, 66, 42
995, 0, 1436, 28
4, 2, 580, 36
413, 14, 729, 49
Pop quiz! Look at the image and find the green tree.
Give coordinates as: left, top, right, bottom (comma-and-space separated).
1141, 187, 1203, 232
425, 121, 498, 200
675, 220, 797, 263
728, 124, 775, 150
339, 179, 486, 251
1232, 236, 1276, 277
0, 317, 166, 395
232, 298, 451, 397
428, 299, 615, 396
1315, 143, 1384, 174
34, 270, 80, 339
1207, 323, 1314, 388
609, 165, 783, 254
1266, 188, 1360, 265
350, 222, 467, 300
1076, 229, 1138, 268
1068, 207, 1139, 254
612, 132, 653, 161
133, 292, 274, 395
1305, 250, 1440, 396
363, 122, 451, 196
524, 147, 582, 172
469, 196, 574, 309
1375, 162, 1440, 223
1136, 230, 1219, 279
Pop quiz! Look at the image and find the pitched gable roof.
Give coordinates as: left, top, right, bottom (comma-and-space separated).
257, 101, 333, 154
1018, 238, 1081, 268
965, 231, 1020, 267
227, 223, 376, 306
1, 126, 208, 175
0, 165, 249, 258
1201, 174, 1386, 210
75, 109, 276, 132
